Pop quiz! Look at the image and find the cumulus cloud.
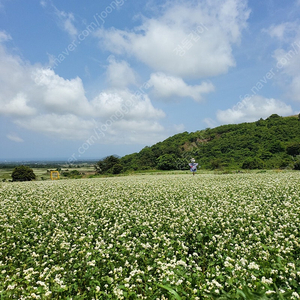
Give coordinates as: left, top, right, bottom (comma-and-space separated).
0, 43, 34, 107
95, 0, 250, 79
148, 72, 214, 102
90, 89, 165, 121
106, 56, 137, 88
15, 114, 96, 140
266, 21, 300, 102
216, 95, 293, 124
0, 39, 166, 142
31, 68, 91, 115
0, 93, 36, 117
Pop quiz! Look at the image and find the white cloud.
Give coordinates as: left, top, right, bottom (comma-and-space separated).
107, 119, 166, 144
106, 56, 137, 88
0, 41, 166, 142
203, 118, 217, 128
273, 47, 300, 78
13, 88, 166, 141
0, 30, 11, 42
0, 93, 36, 117
287, 76, 300, 102
90, 89, 165, 120
59, 12, 77, 37
31, 68, 91, 115
148, 72, 214, 102
273, 47, 300, 102
216, 95, 293, 124
95, 0, 250, 79
7, 133, 24, 143
268, 24, 300, 101
264, 22, 298, 41
0, 45, 34, 110
42, 2, 78, 38
15, 114, 96, 140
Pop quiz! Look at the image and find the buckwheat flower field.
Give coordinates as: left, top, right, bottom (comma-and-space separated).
1, 172, 300, 299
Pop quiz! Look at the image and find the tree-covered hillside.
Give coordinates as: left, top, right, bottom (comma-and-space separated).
118, 114, 300, 171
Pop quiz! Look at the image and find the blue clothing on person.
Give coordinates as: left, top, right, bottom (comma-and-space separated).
189, 162, 198, 172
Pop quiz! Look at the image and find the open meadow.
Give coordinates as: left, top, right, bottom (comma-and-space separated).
0, 172, 300, 299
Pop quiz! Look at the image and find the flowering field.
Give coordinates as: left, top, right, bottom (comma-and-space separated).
0, 172, 300, 299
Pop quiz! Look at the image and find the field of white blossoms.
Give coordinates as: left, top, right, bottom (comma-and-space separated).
0, 172, 300, 299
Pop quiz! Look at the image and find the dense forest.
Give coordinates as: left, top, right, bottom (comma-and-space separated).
95, 114, 300, 173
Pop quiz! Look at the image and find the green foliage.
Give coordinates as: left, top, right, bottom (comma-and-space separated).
112, 164, 123, 174
293, 157, 300, 170
11, 165, 36, 181
268, 141, 285, 154
62, 170, 82, 178
286, 142, 300, 156
95, 155, 123, 174
156, 154, 176, 170
210, 158, 223, 170
120, 115, 300, 171
242, 157, 264, 169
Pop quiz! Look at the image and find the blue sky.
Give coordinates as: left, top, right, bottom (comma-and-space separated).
1, 0, 300, 162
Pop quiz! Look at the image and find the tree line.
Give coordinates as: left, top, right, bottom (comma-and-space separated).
10, 114, 300, 180
95, 114, 300, 174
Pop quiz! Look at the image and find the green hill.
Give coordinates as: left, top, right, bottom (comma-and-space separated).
120, 114, 300, 171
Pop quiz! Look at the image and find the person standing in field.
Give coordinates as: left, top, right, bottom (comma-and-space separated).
189, 158, 198, 176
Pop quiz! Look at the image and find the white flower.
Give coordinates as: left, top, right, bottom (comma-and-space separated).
6, 284, 16, 290
176, 279, 183, 285
266, 290, 276, 295
248, 262, 260, 270
87, 260, 96, 266
261, 277, 273, 284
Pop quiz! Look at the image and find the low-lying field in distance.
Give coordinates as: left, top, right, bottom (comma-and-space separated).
0, 165, 96, 182
0, 172, 299, 299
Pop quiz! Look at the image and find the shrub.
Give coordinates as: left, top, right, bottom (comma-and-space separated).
112, 164, 123, 174
62, 170, 81, 178
293, 158, 300, 170
242, 157, 264, 169
156, 154, 176, 170
95, 155, 121, 174
12, 166, 36, 182
210, 158, 223, 170
286, 143, 300, 156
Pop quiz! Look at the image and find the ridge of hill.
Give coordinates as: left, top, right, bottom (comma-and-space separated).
120, 114, 300, 170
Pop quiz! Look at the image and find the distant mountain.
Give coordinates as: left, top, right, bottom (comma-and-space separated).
120, 114, 300, 170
